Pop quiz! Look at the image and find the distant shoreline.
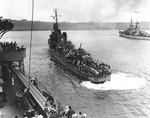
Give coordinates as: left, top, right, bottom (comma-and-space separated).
11, 29, 122, 31
12, 19, 150, 31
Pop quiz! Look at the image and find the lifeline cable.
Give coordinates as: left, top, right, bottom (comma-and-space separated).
28, 0, 34, 88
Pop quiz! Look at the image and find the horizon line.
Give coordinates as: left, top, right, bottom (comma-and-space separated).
12, 19, 150, 23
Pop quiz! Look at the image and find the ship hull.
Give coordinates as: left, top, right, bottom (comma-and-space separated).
119, 31, 150, 40
48, 44, 110, 84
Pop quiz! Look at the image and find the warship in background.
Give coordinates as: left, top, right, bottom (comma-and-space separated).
119, 19, 150, 40
48, 9, 111, 84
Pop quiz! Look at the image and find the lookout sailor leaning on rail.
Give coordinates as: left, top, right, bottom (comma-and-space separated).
67, 106, 75, 118
30, 76, 38, 87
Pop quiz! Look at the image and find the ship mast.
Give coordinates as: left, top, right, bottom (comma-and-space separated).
52, 9, 61, 31
54, 9, 58, 25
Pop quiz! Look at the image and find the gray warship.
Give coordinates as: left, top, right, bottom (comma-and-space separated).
48, 9, 111, 84
119, 19, 150, 40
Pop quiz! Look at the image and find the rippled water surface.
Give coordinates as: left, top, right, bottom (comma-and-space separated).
2, 30, 150, 118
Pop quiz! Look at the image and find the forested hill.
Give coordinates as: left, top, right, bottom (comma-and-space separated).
12, 19, 150, 31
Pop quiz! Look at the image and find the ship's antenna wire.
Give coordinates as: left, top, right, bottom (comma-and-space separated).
28, 0, 34, 87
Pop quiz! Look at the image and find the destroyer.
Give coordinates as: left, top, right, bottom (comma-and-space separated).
119, 19, 150, 40
48, 9, 111, 84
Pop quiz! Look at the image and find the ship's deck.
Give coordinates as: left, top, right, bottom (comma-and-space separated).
0, 65, 24, 118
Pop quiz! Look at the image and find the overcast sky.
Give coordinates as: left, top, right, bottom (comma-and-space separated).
0, 0, 150, 22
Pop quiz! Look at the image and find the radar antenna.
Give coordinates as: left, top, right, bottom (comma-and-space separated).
51, 9, 61, 25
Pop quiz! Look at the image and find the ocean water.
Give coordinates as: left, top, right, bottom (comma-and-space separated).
2, 30, 150, 118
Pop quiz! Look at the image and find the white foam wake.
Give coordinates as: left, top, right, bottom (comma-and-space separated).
81, 72, 146, 90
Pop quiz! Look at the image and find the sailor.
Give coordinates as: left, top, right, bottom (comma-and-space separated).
16, 97, 20, 107
83, 114, 87, 118
44, 101, 49, 111
67, 106, 75, 118
23, 114, 28, 118
72, 113, 78, 118
62, 106, 69, 118
23, 88, 29, 94
30, 76, 37, 86
21, 45, 24, 50
11, 77, 14, 86
77, 112, 84, 118
47, 94, 54, 103
37, 114, 44, 118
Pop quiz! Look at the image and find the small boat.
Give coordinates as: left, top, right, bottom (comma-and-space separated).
119, 19, 150, 40
48, 9, 111, 84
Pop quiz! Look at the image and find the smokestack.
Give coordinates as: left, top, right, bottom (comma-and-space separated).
62, 32, 67, 47
131, 18, 132, 25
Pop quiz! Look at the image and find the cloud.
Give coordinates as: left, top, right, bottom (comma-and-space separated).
1, 0, 150, 22
0, 0, 31, 20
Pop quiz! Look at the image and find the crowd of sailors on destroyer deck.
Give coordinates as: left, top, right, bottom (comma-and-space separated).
0, 41, 26, 52
55, 41, 110, 76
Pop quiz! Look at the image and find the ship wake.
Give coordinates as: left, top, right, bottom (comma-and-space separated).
81, 72, 146, 90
